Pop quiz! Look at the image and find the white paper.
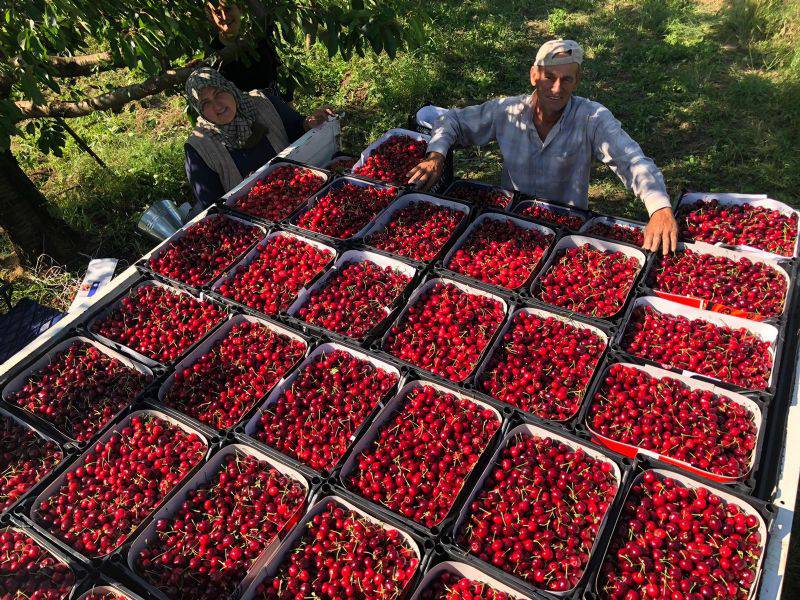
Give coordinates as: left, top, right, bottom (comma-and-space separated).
69, 258, 118, 313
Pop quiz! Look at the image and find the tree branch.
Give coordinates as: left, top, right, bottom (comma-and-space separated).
11, 38, 248, 121
14, 64, 197, 119
47, 52, 114, 77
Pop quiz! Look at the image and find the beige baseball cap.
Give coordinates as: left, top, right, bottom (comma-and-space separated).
534, 39, 584, 67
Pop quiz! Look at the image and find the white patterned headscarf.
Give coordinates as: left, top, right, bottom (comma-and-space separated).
185, 67, 259, 149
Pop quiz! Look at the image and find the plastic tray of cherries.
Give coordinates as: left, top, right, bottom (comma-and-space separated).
513, 196, 592, 232
335, 377, 506, 539
153, 312, 310, 437
284, 248, 421, 346
1, 335, 154, 446
354, 192, 471, 267
614, 295, 783, 398
642, 240, 793, 324
675, 191, 800, 260
116, 441, 311, 600
439, 211, 557, 294
577, 357, 769, 492
22, 408, 213, 566
222, 158, 331, 224
85, 278, 228, 368
210, 228, 337, 318
443, 417, 628, 599
140, 210, 266, 291
0, 517, 89, 600
238, 341, 402, 480
443, 179, 515, 211
0, 406, 72, 519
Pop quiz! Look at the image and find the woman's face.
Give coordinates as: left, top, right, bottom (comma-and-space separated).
199, 86, 237, 125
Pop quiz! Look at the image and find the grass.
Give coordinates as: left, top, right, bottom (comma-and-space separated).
3, 0, 799, 297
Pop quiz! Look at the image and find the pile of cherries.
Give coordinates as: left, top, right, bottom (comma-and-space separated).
217, 235, 333, 315
383, 282, 505, 382
233, 165, 326, 221
679, 198, 798, 256
447, 218, 554, 289
254, 349, 398, 471
347, 384, 499, 527
353, 134, 428, 185
518, 200, 586, 230
598, 471, 763, 600
365, 201, 464, 261
93, 284, 224, 363
0, 528, 75, 599
149, 216, 261, 287
459, 433, 618, 592
584, 221, 645, 246
298, 259, 411, 339
255, 501, 420, 599
35, 414, 206, 557
164, 320, 307, 430
446, 181, 512, 209
480, 311, 606, 420
536, 244, 640, 318
296, 182, 396, 238
589, 364, 758, 477
0, 414, 63, 512
650, 248, 787, 318
136, 452, 306, 599
622, 306, 774, 390
83, 592, 122, 600
420, 572, 521, 600
6, 340, 150, 441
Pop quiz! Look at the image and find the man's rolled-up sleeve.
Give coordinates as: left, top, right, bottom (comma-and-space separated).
427, 99, 503, 156
590, 107, 672, 217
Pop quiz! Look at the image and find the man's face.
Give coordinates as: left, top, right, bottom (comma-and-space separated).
530, 62, 581, 113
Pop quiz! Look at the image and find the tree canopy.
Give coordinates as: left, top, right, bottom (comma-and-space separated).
0, 0, 422, 266
0, 0, 423, 153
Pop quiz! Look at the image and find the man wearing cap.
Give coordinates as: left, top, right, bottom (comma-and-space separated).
408, 39, 678, 253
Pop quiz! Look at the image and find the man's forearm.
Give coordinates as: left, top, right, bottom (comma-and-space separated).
427, 99, 502, 157
640, 189, 673, 217
427, 120, 456, 157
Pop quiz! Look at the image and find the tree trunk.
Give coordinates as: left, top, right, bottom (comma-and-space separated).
0, 149, 83, 268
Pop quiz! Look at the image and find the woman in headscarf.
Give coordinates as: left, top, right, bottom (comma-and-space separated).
184, 66, 332, 211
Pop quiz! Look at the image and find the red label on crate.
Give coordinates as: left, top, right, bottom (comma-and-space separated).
653, 290, 767, 321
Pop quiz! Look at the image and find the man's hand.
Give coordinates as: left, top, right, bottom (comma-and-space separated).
643, 206, 679, 254
407, 152, 445, 191
304, 106, 336, 130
